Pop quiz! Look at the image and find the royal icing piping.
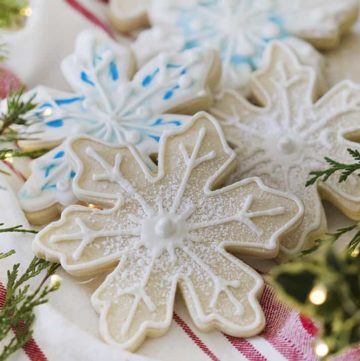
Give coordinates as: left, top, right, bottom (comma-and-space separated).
133, 0, 357, 92
211, 42, 360, 255
34, 112, 303, 350
17, 29, 219, 215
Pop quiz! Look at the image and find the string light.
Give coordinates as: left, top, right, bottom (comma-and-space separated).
83, 203, 103, 210
49, 275, 62, 289
19, 6, 32, 17
351, 247, 359, 258
309, 284, 327, 305
314, 340, 329, 358
3, 151, 13, 162
42, 107, 52, 117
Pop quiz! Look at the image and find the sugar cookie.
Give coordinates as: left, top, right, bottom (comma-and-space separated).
33, 112, 303, 350
109, 0, 149, 32
211, 42, 360, 256
13, 29, 220, 225
133, 0, 358, 92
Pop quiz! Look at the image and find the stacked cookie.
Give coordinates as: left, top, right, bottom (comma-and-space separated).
4, 0, 360, 352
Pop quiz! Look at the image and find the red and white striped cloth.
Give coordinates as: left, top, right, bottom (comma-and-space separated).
1, 1, 359, 360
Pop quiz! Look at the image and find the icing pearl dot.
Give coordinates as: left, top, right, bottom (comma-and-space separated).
83, 98, 95, 109
153, 27, 165, 39
26, 184, 41, 197
262, 23, 280, 38
125, 130, 142, 144
191, 19, 204, 32
311, 9, 327, 22
239, 41, 256, 56
278, 136, 296, 154
71, 125, 83, 135
56, 180, 69, 192
179, 75, 192, 89
136, 106, 151, 119
155, 217, 176, 238
158, 53, 170, 66
185, 51, 201, 63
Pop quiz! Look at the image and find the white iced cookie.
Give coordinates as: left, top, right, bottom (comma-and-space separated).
14, 29, 220, 225
211, 42, 360, 256
109, 0, 149, 32
33, 113, 303, 351
133, 0, 358, 92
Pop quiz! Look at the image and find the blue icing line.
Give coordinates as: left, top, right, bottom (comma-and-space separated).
184, 40, 200, 50
151, 118, 182, 127
93, 54, 103, 67
109, 61, 119, 81
166, 64, 182, 69
55, 96, 85, 105
262, 16, 288, 42
46, 119, 64, 127
42, 183, 57, 191
70, 170, 76, 178
38, 102, 53, 109
163, 85, 180, 100
269, 15, 284, 26
81, 71, 95, 86
148, 134, 160, 142
142, 68, 160, 87
43, 164, 57, 178
54, 150, 65, 159
230, 54, 255, 70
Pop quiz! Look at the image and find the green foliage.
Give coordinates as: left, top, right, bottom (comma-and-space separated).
0, 0, 28, 29
0, 88, 37, 140
306, 149, 360, 187
347, 229, 360, 257
271, 229, 360, 358
0, 148, 48, 161
300, 224, 360, 256
0, 250, 15, 260
0, 223, 37, 234
0, 256, 60, 360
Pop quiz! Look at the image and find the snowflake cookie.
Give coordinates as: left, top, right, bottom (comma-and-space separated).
15, 29, 220, 225
211, 42, 360, 256
109, 0, 150, 32
133, 0, 358, 92
33, 112, 303, 350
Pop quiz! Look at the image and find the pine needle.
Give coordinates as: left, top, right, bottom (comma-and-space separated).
306, 149, 360, 186
0, 148, 48, 161
0, 255, 60, 360
0, 88, 37, 138
0, 223, 37, 234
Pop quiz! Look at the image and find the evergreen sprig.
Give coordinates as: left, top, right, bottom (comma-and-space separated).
0, 250, 15, 260
300, 224, 360, 257
0, 256, 60, 360
347, 229, 360, 257
306, 149, 360, 186
0, 0, 28, 29
0, 148, 48, 161
0, 88, 37, 138
0, 223, 37, 235
271, 243, 360, 358
0, 88, 47, 161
